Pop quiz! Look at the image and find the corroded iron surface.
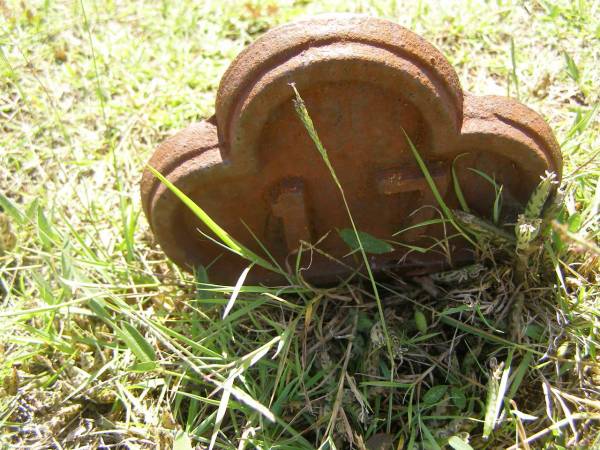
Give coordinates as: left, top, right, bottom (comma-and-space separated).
141, 15, 562, 285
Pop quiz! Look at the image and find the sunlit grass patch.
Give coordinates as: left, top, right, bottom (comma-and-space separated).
1, 0, 599, 448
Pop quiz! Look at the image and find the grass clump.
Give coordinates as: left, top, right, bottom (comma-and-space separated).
1, 0, 599, 449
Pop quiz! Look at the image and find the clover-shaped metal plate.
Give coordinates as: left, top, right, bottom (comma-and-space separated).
141, 15, 562, 285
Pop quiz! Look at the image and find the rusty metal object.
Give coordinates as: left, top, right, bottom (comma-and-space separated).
141, 15, 562, 285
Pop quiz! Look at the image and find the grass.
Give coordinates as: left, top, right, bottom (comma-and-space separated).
0, 0, 599, 449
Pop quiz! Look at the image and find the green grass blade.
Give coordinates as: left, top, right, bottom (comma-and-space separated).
403, 131, 476, 246
0, 191, 27, 225
222, 264, 253, 319
209, 374, 234, 450
291, 85, 396, 376
120, 321, 157, 366
448, 435, 474, 450
293, 85, 400, 433
451, 154, 470, 213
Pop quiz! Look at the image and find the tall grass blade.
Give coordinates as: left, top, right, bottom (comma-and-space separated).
291, 85, 396, 370
223, 264, 253, 319
120, 321, 157, 368
209, 374, 234, 450
0, 191, 26, 225
451, 154, 470, 212
403, 131, 476, 246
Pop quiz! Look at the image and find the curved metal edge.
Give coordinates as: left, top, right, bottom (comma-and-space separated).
224, 43, 461, 172
460, 95, 562, 178
140, 119, 222, 226
215, 14, 464, 147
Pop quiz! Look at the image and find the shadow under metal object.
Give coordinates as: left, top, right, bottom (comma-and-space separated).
141, 14, 562, 285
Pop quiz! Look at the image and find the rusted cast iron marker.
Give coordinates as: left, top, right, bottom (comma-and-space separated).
141, 15, 562, 285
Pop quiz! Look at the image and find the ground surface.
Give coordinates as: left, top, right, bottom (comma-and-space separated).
0, 0, 599, 449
